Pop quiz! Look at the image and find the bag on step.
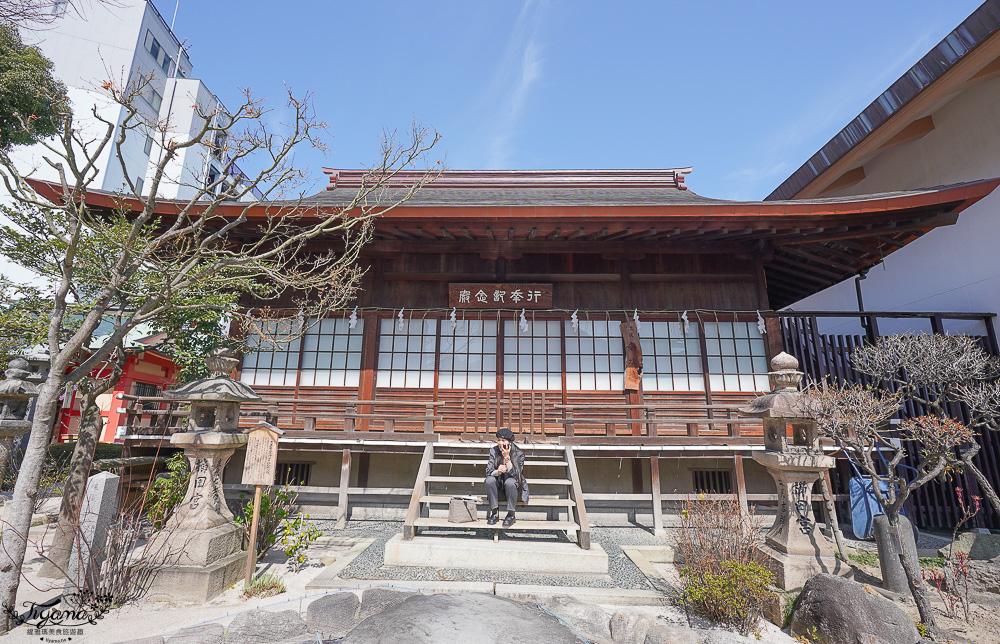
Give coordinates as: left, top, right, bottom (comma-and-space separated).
448, 496, 479, 523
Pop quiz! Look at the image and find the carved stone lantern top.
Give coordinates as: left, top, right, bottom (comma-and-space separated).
739, 351, 820, 453
164, 346, 261, 405
0, 357, 41, 433
163, 346, 260, 433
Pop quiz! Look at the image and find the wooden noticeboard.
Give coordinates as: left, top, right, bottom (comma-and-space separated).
241, 421, 283, 486
448, 283, 553, 309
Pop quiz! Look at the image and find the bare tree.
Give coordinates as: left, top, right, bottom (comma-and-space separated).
0, 69, 439, 630
806, 383, 974, 628
0, 0, 120, 30
851, 333, 1000, 519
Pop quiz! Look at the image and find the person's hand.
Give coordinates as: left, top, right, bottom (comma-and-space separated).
497, 464, 507, 474
500, 443, 511, 457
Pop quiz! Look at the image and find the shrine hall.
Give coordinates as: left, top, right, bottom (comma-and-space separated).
94, 168, 1000, 537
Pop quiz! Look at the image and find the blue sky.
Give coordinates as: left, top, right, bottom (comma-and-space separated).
169, 0, 983, 200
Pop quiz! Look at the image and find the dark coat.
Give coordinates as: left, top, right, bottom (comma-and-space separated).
486, 443, 530, 503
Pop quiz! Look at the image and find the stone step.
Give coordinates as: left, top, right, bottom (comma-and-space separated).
419, 495, 575, 507
413, 517, 579, 531
424, 476, 572, 486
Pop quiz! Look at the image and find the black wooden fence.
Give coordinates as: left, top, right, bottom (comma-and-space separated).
777, 311, 1000, 531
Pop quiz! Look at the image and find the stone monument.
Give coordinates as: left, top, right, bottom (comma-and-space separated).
740, 352, 852, 590
0, 357, 40, 482
67, 471, 120, 591
146, 346, 260, 602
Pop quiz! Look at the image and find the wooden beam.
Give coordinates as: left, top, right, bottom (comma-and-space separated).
650, 454, 664, 537
438, 228, 456, 240
564, 446, 591, 550
336, 449, 352, 529
771, 255, 845, 280
403, 443, 435, 540
765, 262, 832, 286
733, 454, 748, 515
777, 245, 861, 273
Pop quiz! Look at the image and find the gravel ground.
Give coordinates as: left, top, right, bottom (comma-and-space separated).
315, 519, 671, 589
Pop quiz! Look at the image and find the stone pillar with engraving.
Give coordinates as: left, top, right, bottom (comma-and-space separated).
739, 352, 852, 590
0, 357, 40, 485
146, 346, 260, 602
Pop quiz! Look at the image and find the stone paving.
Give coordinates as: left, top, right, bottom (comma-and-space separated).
316, 518, 670, 590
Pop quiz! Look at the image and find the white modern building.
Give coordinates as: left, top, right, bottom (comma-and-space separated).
772, 0, 1000, 337
10, 0, 257, 201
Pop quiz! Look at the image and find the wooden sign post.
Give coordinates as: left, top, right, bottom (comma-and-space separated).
241, 421, 283, 586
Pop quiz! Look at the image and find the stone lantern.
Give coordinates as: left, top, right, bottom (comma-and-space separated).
0, 357, 40, 479
740, 352, 851, 590
147, 346, 261, 602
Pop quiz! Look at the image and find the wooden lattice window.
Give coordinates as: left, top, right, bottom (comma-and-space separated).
133, 382, 162, 411
693, 469, 733, 495
377, 318, 438, 388
300, 316, 364, 387
240, 319, 302, 387
639, 320, 704, 392
703, 321, 769, 392
564, 319, 625, 390
275, 462, 311, 486
439, 318, 498, 389
503, 319, 562, 390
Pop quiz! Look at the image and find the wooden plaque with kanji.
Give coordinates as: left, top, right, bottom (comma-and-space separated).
241, 421, 283, 486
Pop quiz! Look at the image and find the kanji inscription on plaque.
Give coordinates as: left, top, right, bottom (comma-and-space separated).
449, 283, 553, 309
241, 422, 283, 486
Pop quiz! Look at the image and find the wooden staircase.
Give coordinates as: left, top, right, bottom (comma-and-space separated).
403, 443, 591, 549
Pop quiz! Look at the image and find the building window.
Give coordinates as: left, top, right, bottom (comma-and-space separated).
565, 319, 624, 391
160, 54, 173, 75
377, 318, 437, 388
275, 462, 311, 486
147, 87, 163, 111
240, 320, 302, 387
143, 30, 173, 75
693, 469, 733, 495
52, 0, 69, 16
144, 134, 154, 155
299, 317, 364, 387
133, 382, 162, 412
503, 319, 561, 390
135, 176, 144, 194
205, 166, 220, 190
703, 321, 769, 392
439, 319, 497, 389
639, 321, 704, 392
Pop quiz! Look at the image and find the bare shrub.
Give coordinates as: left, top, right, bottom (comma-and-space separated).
673, 494, 766, 574
672, 495, 775, 636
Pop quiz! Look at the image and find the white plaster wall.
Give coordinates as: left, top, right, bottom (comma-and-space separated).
791, 75, 1000, 322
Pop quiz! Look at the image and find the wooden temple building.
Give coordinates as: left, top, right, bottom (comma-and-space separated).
99, 168, 1000, 536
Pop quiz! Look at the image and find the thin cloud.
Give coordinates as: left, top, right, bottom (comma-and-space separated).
725, 30, 937, 199
481, 0, 546, 168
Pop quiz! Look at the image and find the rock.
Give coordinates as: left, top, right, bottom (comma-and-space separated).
359, 588, 417, 620
939, 531, 1000, 560
320, 554, 337, 566
611, 613, 652, 644
164, 623, 225, 644
307, 591, 361, 635
790, 574, 920, 644
545, 595, 611, 640
697, 630, 756, 644
112, 637, 164, 644
645, 624, 703, 644
225, 609, 308, 644
342, 593, 580, 644
963, 556, 1000, 595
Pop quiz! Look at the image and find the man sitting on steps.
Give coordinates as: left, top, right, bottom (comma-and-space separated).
484, 427, 530, 527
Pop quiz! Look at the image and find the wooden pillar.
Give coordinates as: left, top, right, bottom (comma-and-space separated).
650, 454, 664, 537
336, 449, 352, 529
733, 454, 749, 515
